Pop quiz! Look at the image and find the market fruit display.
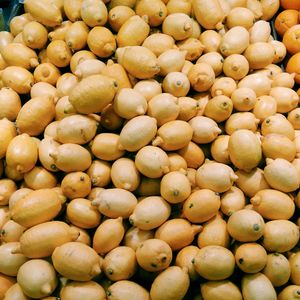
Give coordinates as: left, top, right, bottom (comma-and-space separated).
0, 0, 299, 299
276, 0, 300, 84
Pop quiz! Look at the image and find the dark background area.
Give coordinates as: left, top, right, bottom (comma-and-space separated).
0, 0, 24, 31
